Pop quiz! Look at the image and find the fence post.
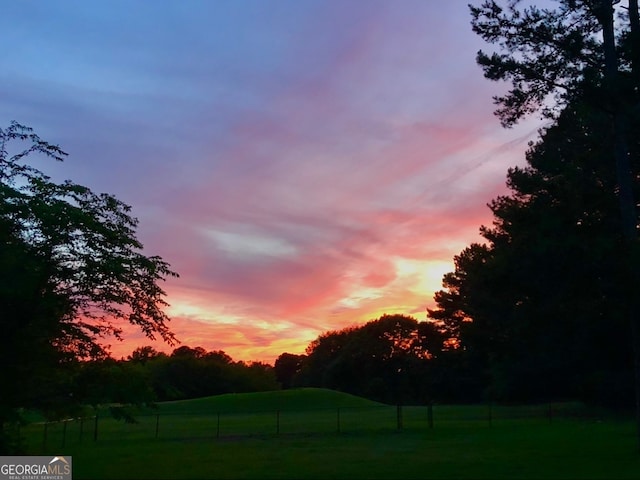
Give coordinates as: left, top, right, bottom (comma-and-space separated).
427, 402, 434, 429
155, 414, 160, 439
62, 420, 67, 448
336, 408, 341, 433
396, 405, 403, 430
42, 422, 48, 450
93, 415, 98, 442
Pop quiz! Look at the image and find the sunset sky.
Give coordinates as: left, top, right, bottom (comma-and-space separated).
1, 1, 543, 363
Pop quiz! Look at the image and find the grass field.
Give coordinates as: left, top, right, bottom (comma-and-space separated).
20, 388, 640, 479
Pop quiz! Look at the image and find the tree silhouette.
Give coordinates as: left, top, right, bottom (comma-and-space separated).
470, 0, 640, 445
299, 314, 446, 404
143, 346, 278, 400
274, 353, 306, 389
429, 99, 635, 405
0, 122, 178, 452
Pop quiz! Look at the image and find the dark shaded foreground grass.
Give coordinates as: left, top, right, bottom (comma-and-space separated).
32, 419, 640, 479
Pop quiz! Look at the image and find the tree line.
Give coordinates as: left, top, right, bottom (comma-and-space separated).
57, 346, 278, 417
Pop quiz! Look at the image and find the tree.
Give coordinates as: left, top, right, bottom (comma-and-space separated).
73, 358, 157, 421
470, 0, 640, 445
0, 122, 178, 452
171, 345, 207, 358
429, 99, 635, 405
128, 346, 163, 364
428, 243, 496, 400
274, 353, 306, 389
299, 314, 447, 404
134, 346, 278, 401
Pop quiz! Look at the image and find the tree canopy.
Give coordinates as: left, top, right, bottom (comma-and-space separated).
428, 96, 636, 405
0, 122, 178, 451
295, 314, 447, 404
470, 0, 638, 126
468, 0, 640, 444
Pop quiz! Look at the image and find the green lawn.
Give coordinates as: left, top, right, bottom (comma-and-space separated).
20, 389, 640, 479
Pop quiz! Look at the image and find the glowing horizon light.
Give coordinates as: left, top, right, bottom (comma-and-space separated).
390, 258, 453, 298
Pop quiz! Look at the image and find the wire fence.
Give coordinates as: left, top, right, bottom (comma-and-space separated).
26, 401, 609, 450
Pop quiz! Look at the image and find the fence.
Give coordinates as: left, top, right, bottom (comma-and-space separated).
29, 402, 604, 450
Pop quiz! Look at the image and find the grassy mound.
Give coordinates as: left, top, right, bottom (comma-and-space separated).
154, 388, 385, 415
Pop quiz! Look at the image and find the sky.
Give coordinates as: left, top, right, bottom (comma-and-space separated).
1, 0, 543, 364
